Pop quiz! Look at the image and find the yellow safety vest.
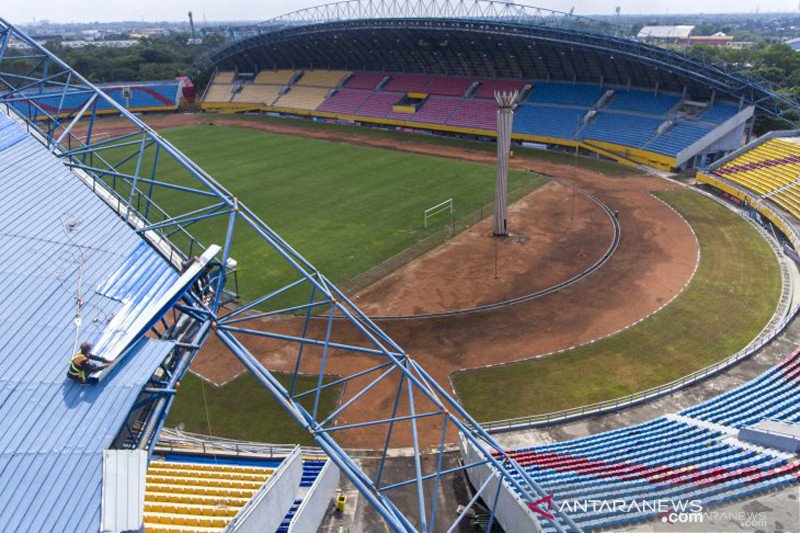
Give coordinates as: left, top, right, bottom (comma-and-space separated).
68, 353, 88, 382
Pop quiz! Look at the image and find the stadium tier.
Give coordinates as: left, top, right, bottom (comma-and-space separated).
317, 88, 372, 114
447, 98, 498, 130
607, 89, 681, 115
297, 70, 351, 88
234, 84, 282, 106
357, 91, 403, 118
580, 113, 663, 149
253, 69, 296, 85
203, 82, 235, 103
343, 71, 385, 90
500, 349, 800, 532
12, 79, 183, 116
473, 78, 528, 99
214, 71, 236, 84
383, 73, 432, 92
144, 458, 279, 531
703, 136, 800, 218
202, 69, 748, 170
528, 82, 604, 107
426, 76, 474, 96
273, 87, 330, 110
644, 122, 715, 156
701, 104, 741, 124
514, 105, 585, 139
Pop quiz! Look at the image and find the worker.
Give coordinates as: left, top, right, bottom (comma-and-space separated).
67, 341, 110, 385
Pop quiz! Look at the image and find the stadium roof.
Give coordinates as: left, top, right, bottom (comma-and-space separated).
208, 0, 800, 124
0, 110, 177, 531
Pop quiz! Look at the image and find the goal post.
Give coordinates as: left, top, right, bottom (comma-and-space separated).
424, 198, 454, 228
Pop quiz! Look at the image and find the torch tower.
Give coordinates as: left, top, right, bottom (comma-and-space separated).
493, 90, 518, 236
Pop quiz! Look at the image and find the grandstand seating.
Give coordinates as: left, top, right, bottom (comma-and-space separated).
682, 350, 800, 427
143, 457, 279, 532
505, 348, 800, 532
357, 92, 403, 118
607, 89, 680, 115
102, 82, 182, 110
711, 137, 800, 218
447, 98, 498, 130
528, 82, 604, 107
198, 70, 737, 167
383, 73, 431, 92
214, 71, 236, 84
580, 113, 663, 148
234, 84, 282, 106
297, 70, 350, 88
273, 87, 330, 110
317, 88, 372, 115
425, 76, 474, 97
514, 105, 585, 139
253, 70, 295, 85
344, 72, 385, 90
645, 123, 713, 156
12, 80, 182, 117
395, 96, 461, 124
203, 83, 234, 103
701, 104, 740, 124
472, 79, 527, 99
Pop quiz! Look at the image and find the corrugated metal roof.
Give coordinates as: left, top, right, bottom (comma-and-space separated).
0, 109, 179, 532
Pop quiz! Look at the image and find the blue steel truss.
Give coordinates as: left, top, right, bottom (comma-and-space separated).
0, 18, 578, 532
261, 0, 615, 33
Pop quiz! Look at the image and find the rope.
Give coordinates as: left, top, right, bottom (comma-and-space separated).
59, 214, 87, 358
200, 376, 214, 438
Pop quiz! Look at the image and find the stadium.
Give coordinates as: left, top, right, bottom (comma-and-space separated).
1, 1, 800, 532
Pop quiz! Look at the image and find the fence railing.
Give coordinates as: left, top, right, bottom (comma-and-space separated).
156, 428, 326, 458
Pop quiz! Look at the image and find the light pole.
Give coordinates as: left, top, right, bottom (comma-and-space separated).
493, 90, 518, 237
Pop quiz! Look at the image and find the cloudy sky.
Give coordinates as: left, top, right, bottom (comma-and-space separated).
4, 0, 800, 24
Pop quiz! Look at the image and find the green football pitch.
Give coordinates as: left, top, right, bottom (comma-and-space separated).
145, 125, 546, 302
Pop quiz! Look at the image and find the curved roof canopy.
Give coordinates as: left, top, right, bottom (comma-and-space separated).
209, 0, 800, 123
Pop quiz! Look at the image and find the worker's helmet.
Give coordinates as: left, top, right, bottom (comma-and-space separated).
80, 341, 92, 354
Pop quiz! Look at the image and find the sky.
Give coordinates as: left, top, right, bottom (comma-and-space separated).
4, 0, 800, 24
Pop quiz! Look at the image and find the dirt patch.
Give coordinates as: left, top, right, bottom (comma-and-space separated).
355, 181, 614, 315
83, 113, 697, 448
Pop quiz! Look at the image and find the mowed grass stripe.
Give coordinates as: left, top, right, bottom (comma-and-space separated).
166, 372, 341, 445
155, 125, 545, 301
213, 113, 646, 177
452, 189, 781, 421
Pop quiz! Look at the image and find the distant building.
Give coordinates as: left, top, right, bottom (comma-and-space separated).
129, 28, 170, 38
685, 31, 735, 47
638, 25, 736, 48
59, 40, 138, 49
637, 25, 695, 44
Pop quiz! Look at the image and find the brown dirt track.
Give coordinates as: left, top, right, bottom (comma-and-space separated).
83, 114, 698, 448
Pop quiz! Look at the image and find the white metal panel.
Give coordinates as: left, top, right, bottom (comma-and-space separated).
101, 449, 148, 533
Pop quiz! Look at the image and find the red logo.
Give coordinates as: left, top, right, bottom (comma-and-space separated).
528, 494, 555, 519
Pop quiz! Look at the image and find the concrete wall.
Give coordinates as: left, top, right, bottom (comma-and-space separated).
460, 437, 543, 533
288, 460, 340, 533
228, 447, 303, 533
